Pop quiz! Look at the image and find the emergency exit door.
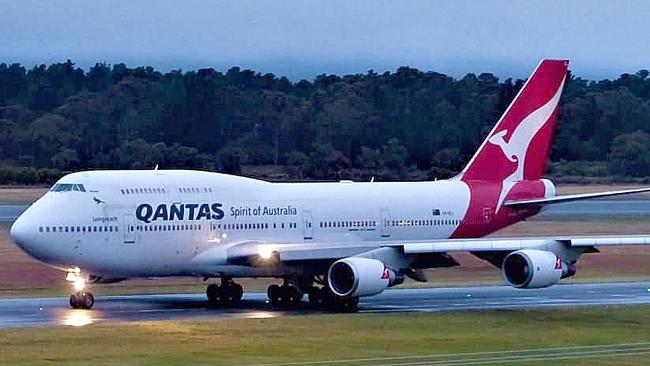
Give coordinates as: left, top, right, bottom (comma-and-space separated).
123, 214, 136, 244
303, 211, 313, 240
381, 209, 391, 237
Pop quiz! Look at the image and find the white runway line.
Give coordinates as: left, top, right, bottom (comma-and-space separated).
239, 342, 650, 366
376, 345, 650, 366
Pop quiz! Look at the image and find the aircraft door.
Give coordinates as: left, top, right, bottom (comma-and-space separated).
123, 214, 136, 244
381, 209, 391, 237
302, 211, 313, 240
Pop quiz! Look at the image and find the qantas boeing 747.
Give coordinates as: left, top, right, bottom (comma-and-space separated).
10, 59, 650, 312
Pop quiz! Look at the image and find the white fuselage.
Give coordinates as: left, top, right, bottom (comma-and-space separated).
13, 170, 477, 278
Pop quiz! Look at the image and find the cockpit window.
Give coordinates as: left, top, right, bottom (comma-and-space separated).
51, 183, 86, 192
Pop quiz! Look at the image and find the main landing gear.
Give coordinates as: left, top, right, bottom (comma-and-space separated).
307, 286, 359, 313
206, 279, 243, 307
267, 277, 359, 312
66, 269, 94, 309
267, 283, 302, 307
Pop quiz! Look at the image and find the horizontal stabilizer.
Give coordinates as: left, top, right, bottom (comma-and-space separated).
504, 187, 650, 208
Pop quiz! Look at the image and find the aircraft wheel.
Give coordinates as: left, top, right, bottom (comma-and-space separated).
70, 292, 94, 309
267, 284, 281, 306
334, 296, 359, 313
231, 283, 243, 302
307, 286, 323, 307
223, 283, 243, 305
281, 286, 301, 307
206, 284, 223, 307
318, 288, 359, 313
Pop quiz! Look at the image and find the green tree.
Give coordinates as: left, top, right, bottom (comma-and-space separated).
608, 131, 650, 176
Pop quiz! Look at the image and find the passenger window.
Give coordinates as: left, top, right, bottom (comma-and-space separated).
39, 227, 43, 232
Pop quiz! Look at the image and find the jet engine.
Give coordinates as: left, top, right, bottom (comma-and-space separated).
502, 249, 573, 289
327, 257, 403, 297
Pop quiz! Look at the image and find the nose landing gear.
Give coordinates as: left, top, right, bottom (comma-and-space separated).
66, 269, 94, 309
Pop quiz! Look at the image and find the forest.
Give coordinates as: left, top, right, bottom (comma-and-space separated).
1, 60, 650, 185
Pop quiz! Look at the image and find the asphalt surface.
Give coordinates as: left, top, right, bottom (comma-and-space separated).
1, 282, 650, 328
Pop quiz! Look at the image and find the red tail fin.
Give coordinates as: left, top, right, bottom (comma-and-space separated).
460, 59, 569, 182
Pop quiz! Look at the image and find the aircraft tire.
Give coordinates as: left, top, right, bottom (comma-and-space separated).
267, 284, 281, 306
223, 283, 243, 305
281, 286, 301, 307
70, 292, 94, 309
206, 284, 223, 307
307, 286, 324, 307
334, 296, 359, 313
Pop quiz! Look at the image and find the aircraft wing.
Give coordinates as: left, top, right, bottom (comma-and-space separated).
212, 235, 650, 265
504, 187, 650, 208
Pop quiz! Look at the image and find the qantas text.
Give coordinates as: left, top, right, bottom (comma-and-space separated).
136, 203, 224, 223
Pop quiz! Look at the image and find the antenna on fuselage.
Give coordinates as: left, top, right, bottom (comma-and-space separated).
370, 176, 375, 183
154, 164, 159, 171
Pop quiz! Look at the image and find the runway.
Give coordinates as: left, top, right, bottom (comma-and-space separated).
1, 281, 650, 328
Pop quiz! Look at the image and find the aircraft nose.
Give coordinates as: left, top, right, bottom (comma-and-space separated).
10, 212, 35, 254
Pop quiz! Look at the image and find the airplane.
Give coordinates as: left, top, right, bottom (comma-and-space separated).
10, 59, 650, 312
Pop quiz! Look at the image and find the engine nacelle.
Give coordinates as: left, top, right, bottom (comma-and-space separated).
502, 249, 570, 289
327, 257, 403, 297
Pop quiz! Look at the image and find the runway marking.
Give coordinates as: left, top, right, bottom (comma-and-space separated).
238, 342, 650, 366
378, 349, 650, 366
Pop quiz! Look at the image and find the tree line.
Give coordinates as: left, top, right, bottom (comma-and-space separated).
1, 60, 650, 185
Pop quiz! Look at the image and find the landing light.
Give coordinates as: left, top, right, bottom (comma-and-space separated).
73, 277, 86, 292
258, 247, 274, 260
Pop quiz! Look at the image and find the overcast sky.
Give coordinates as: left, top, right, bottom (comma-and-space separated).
3, 0, 649, 80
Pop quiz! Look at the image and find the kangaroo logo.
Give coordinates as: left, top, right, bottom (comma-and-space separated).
489, 76, 566, 211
